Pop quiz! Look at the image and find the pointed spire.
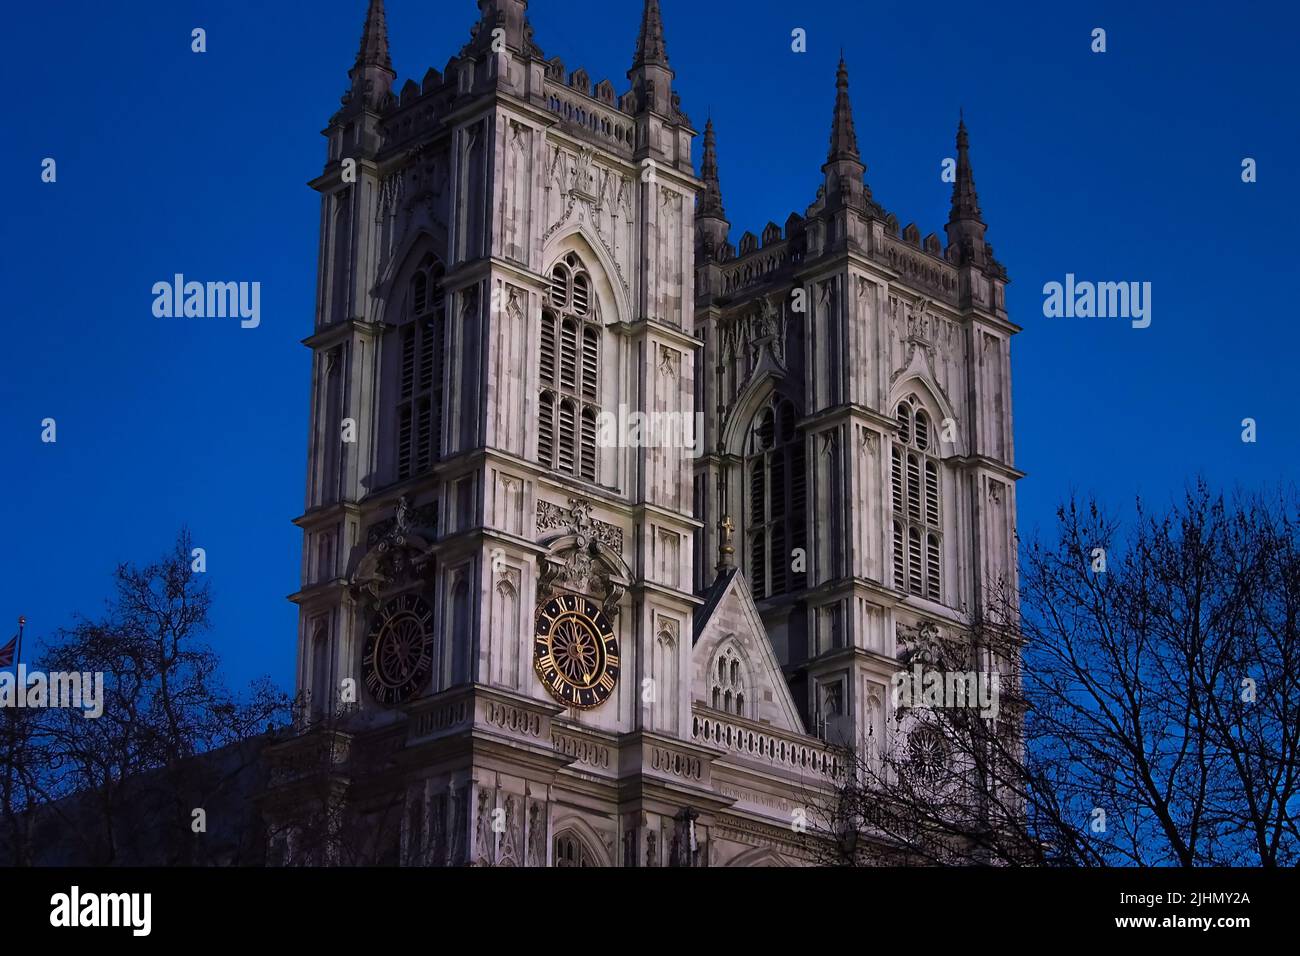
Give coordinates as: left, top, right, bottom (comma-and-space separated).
348, 0, 395, 110
627, 0, 675, 118
696, 117, 730, 261
945, 115, 988, 266
699, 118, 726, 219
820, 57, 867, 211
633, 0, 670, 69
949, 116, 983, 224
826, 57, 861, 165
354, 0, 392, 74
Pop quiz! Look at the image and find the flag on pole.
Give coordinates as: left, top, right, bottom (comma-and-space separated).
1, 617, 21, 668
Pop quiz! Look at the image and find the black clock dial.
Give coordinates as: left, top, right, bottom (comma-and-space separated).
534, 594, 619, 710
362, 592, 435, 706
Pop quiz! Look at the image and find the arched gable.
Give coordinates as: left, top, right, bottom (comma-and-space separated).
693, 571, 805, 734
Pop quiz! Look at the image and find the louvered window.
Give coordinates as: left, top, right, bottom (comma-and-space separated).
560, 319, 577, 389
537, 254, 603, 481
538, 390, 555, 464
891, 447, 904, 513
908, 527, 923, 596
790, 449, 807, 582
926, 533, 941, 601
397, 404, 413, 477
893, 521, 906, 586
914, 410, 930, 451
395, 255, 445, 481
581, 328, 599, 400
540, 311, 556, 381
907, 454, 921, 520
891, 394, 944, 601
925, 461, 939, 525
549, 265, 568, 308
557, 399, 576, 473
749, 532, 766, 600
745, 396, 807, 600
580, 409, 597, 482
400, 325, 416, 399
572, 273, 590, 315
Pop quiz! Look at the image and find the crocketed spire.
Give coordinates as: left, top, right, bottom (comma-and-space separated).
820, 57, 868, 209
948, 116, 984, 225
699, 118, 726, 219
347, 0, 396, 111
944, 114, 989, 265
355, 0, 392, 74
632, 0, 670, 69
626, 0, 675, 117
826, 57, 860, 165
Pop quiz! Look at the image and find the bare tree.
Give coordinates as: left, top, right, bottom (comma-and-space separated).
805, 482, 1300, 867
0, 708, 46, 866
801, 601, 1074, 866
10, 531, 289, 865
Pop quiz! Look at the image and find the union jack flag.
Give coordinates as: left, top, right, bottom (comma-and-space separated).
0, 636, 15, 668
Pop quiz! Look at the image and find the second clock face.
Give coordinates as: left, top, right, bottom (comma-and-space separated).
362, 592, 435, 707
534, 594, 619, 710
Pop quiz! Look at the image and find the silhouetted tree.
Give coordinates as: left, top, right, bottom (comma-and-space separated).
806, 482, 1300, 866
6, 531, 289, 865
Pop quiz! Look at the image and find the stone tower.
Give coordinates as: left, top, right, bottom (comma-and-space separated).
694, 60, 1019, 764
273, 0, 1019, 867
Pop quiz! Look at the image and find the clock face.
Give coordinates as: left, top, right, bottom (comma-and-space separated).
362, 593, 435, 706
534, 594, 619, 710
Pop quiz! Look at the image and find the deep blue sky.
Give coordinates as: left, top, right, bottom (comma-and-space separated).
2, 0, 1295, 693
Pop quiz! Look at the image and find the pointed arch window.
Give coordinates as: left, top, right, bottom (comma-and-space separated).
709, 645, 750, 717
553, 831, 595, 867
745, 396, 807, 600
394, 254, 446, 482
891, 394, 943, 601
538, 253, 602, 481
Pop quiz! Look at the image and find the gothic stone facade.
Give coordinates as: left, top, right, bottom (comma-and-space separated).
265, 0, 1020, 867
